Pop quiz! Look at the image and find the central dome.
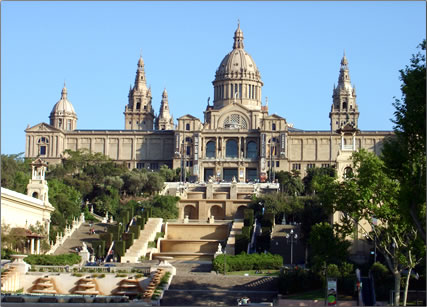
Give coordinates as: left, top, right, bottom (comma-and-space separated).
212, 24, 263, 110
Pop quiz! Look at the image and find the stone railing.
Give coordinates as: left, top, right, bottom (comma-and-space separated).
46, 213, 85, 255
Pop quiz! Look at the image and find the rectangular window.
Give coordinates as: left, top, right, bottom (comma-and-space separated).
276, 161, 280, 167
40, 146, 46, 155
137, 162, 144, 169
321, 163, 330, 168
267, 161, 270, 167
272, 123, 276, 131
239, 84, 242, 98
127, 163, 131, 169
307, 163, 315, 169
151, 163, 159, 170
292, 163, 301, 170
67, 119, 72, 130
186, 146, 191, 155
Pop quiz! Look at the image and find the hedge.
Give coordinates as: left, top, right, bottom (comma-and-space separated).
213, 252, 282, 273
278, 267, 322, 294
124, 233, 135, 250
115, 240, 126, 257
92, 240, 106, 259
24, 254, 81, 265
243, 209, 254, 227
235, 234, 249, 255
100, 232, 113, 248
260, 212, 275, 228
130, 225, 141, 239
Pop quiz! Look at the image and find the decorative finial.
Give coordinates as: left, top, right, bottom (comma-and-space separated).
207, 97, 210, 106
265, 96, 268, 107
238, 19, 240, 28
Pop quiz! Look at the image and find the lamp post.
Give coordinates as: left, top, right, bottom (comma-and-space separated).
286, 229, 298, 266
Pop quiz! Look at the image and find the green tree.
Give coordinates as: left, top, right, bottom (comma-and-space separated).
302, 167, 336, 196
122, 170, 148, 196
1, 153, 32, 193
381, 40, 426, 244
144, 195, 179, 220
275, 171, 304, 196
314, 149, 424, 306
307, 222, 350, 272
48, 179, 82, 241
145, 172, 165, 195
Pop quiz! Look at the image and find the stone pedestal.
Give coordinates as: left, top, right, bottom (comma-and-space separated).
79, 251, 90, 264
8, 255, 30, 274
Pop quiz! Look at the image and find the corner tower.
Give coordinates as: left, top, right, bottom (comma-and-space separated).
49, 83, 77, 130
329, 53, 359, 131
124, 56, 155, 130
155, 88, 174, 130
212, 23, 263, 110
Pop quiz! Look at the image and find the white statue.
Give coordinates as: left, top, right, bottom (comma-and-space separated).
217, 243, 222, 253
82, 242, 88, 252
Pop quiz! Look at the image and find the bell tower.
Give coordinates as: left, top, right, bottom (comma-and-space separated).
27, 158, 49, 203
329, 53, 359, 131
124, 55, 155, 130
155, 88, 174, 130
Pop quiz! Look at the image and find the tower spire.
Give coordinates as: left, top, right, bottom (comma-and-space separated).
155, 88, 174, 130
233, 21, 244, 49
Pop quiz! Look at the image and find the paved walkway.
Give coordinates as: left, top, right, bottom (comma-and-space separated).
53, 221, 109, 255
161, 272, 278, 306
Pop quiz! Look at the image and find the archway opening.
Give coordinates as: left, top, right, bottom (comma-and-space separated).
210, 205, 224, 220
234, 206, 247, 219
184, 205, 197, 219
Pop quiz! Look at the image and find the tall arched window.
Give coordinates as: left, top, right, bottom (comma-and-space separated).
247, 141, 257, 159
226, 139, 238, 158
185, 123, 190, 131
206, 141, 216, 158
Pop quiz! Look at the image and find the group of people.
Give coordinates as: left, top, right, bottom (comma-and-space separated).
88, 223, 96, 235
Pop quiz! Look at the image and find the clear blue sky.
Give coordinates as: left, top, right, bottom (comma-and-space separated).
1, 1, 425, 155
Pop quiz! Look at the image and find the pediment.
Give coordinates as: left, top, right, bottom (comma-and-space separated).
266, 113, 285, 120
25, 122, 62, 133
177, 114, 200, 121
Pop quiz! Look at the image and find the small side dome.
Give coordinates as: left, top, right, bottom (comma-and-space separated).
50, 85, 76, 116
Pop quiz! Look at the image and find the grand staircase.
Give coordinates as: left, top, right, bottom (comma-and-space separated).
121, 218, 163, 263
53, 222, 107, 255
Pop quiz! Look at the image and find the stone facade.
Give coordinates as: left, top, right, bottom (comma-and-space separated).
1, 158, 55, 254
25, 24, 392, 180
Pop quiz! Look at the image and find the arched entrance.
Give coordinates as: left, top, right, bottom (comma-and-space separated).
210, 205, 224, 220
183, 205, 197, 219
234, 206, 247, 219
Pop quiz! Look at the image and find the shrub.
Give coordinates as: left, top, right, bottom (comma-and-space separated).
260, 212, 275, 228
25, 254, 81, 265
371, 262, 393, 300
130, 225, 141, 239
243, 209, 254, 227
92, 240, 106, 258
213, 252, 282, 273
278, 267, 322, 294
115, 240, 126, 257
235, 234, 249, 255
124, 233, 135, 250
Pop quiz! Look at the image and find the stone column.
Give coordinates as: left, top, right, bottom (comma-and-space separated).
341, 133, 344, 150
238, 137, 241, 159
30, 238, 35, 254
353, 133, 356, 151
36, 239, 40, 255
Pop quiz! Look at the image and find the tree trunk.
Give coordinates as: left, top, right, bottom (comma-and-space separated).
403, 267, 412, 306
394, 271, 401, 306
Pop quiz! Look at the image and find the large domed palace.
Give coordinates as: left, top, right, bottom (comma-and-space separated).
25, 24, 392, 182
